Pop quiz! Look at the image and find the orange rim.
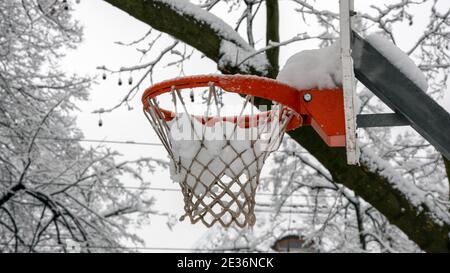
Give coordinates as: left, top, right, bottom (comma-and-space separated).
142, 74, 304, 130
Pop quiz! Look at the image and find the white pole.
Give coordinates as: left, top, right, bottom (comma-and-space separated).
340, 0, 359, 165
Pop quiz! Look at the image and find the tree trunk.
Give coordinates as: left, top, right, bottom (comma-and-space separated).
265, 0, 280, 78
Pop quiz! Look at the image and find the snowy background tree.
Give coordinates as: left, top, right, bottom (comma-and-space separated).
0, 0, 167, 252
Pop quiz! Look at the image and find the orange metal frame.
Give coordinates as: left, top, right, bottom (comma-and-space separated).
142, 75, 346, 147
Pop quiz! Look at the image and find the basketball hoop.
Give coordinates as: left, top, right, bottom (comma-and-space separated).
142, 74, 346, 227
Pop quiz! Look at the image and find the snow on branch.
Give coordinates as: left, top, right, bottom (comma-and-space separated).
155, 0, 269, 74
361, 146, 450, 226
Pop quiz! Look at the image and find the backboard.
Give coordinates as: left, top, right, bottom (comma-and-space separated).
339, 0, 359, 165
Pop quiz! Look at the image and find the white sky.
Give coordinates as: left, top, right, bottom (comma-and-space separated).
62, 0, 450, 252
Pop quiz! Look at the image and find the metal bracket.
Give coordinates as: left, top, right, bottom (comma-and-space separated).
357, 113, 410, 128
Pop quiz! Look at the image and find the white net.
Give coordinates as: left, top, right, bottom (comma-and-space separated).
144, 84, 294, 227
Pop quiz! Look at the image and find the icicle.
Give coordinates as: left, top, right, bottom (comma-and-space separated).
98, 113, 103, 127
190, 90, 194, 102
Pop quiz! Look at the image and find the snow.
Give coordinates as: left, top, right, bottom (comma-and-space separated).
167, 113, 282, 196
360, 146, 450, 225
276, 35, 428, 92
366, 34, 428, 92
276, 42, 342, 90
156, 0, 269, 74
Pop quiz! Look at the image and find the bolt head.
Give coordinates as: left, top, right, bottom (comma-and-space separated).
303, 93, 312, 102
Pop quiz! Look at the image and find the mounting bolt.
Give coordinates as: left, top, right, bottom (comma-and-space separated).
303, 93, 312, 102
